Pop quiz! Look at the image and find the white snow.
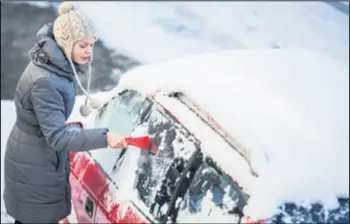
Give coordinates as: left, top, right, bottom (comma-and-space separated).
110, 48, 349, 220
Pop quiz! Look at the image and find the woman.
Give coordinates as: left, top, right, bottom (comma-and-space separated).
4, 2, 128, 224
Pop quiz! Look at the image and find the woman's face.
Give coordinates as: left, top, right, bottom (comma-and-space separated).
72, 37, 96, 64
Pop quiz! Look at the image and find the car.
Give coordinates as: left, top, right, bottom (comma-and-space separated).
62, 49, 349, 224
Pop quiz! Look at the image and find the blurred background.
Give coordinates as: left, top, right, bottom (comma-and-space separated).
1, 1, 349, 100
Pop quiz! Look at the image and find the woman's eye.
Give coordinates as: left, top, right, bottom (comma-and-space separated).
80, 44, 93, 49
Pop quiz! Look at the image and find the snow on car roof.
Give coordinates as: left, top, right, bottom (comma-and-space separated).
114, 48, 349, 218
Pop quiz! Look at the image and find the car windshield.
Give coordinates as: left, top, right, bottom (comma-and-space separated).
90, 89, 152, 175
175, 157, 249, 223
95, 89, 150, 131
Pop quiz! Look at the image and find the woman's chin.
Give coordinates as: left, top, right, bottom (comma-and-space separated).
74, 59, 88, 65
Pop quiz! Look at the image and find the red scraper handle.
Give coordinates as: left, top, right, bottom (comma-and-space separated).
125, 136, 149, 148
125, 136, 158, 155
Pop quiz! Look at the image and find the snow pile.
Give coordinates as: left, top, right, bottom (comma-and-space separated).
113, 48, 349, 220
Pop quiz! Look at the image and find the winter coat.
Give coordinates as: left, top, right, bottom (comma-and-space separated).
3, 23, 109, 223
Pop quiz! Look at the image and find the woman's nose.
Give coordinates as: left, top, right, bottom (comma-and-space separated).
85, 46, 93, 55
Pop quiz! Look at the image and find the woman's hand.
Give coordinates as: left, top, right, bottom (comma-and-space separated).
107, 132, 128, 149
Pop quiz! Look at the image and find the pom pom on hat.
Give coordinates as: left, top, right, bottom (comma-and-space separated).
58, 2, 75, 15
79, 105, 91, 117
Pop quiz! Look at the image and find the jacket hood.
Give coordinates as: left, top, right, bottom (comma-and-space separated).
29, 23, 88, 80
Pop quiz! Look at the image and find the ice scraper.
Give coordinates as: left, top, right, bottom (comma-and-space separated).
125, 136, 158, 155
66, 122, 158, 155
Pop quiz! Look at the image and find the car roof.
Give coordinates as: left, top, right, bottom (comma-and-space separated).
118, 49, 348, 166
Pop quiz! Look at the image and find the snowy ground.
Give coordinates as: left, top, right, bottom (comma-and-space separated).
1, 2, 349, 223
1, 101, 15, 223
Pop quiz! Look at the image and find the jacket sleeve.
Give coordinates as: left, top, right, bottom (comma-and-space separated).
31, 77, 109, 152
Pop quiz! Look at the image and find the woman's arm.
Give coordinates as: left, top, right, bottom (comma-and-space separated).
31, 77, 108, 152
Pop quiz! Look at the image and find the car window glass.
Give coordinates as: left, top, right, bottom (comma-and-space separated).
175, 157, 248, 223
89, 90, 152, 176
133, 107, 198, 222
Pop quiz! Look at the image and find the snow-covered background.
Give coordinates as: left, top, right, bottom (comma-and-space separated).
1, 1, 349, 223
25, 1, 349, 64
75, 1, 350, 64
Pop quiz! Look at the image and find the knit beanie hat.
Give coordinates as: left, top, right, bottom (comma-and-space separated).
53, 2, 101, 117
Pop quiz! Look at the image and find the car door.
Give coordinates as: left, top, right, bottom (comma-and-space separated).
68, 89, 152, 223
67, 149, 95, 223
